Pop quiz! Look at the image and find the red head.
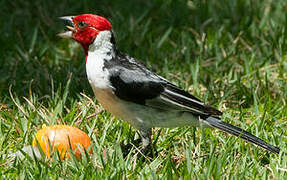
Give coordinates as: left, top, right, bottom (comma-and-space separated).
58, 14, 112, 54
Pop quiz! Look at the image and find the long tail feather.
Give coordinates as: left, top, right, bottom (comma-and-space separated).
204, 116, 280, 154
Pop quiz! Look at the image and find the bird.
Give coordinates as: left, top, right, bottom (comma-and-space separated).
58, 14, 280, 154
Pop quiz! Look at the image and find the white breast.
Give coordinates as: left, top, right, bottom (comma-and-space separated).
86, 31, 115, 89
85, 31, 140, 127
86, 52, 110, 89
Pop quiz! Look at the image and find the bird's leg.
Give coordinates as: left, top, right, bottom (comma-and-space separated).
120, 129, 151, 157
138, 128, 152, 156
121, 128, 153, 158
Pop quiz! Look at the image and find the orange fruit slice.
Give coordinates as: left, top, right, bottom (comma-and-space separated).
32, 125, 92, 159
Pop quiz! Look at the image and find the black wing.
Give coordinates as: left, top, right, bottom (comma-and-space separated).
105, 53, 222, 117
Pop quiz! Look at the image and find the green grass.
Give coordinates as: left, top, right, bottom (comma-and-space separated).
0, 0, 286, 179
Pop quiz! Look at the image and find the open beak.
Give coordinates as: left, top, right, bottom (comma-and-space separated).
57, 16, 76, 38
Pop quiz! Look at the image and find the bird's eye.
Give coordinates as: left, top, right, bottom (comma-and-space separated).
78, 21, 88, 28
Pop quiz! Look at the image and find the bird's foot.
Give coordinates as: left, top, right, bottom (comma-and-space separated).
120, 138, 142, 157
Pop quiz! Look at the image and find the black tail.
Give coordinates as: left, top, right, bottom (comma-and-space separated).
204, 116, 280, 154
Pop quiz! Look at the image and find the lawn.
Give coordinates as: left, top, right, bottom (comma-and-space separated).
0, 0, 286, 179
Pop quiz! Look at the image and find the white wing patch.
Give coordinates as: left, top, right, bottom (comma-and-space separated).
145, 86, 208, 115
164, 88, 204, 106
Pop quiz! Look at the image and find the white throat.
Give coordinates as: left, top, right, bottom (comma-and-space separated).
88, 30, 114, 55
86, 30, 115, 89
